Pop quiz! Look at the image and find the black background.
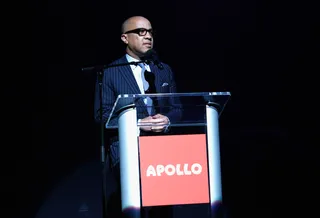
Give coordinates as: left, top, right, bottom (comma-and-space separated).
29, 0, 318, 218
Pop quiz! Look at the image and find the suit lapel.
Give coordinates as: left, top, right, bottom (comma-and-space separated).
117, 56, 149, 116
118, 56, 141, 94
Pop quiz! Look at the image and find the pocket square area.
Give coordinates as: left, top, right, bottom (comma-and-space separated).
161, 83, 169, 87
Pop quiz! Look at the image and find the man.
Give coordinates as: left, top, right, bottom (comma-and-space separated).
94, 16, 182, 217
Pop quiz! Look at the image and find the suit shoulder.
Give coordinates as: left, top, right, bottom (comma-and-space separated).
109, 55, 126, 65
106, 55, 127, 67
103, 55, 127, 74
161, 62, 174, 73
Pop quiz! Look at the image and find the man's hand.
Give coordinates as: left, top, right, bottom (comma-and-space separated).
139, 114, 170, 132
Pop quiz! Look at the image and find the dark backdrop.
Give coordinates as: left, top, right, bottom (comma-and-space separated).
29, 1, 318, 218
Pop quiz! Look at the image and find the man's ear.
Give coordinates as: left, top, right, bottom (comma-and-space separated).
121, 34, 128, 44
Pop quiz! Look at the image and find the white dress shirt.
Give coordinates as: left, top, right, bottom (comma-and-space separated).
126, 54, 153, 113
126, 54, 151, 94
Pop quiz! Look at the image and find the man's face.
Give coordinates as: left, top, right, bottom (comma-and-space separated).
121, 17, 154, 59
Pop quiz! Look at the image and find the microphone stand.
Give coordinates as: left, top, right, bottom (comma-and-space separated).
82, 60, 147, 218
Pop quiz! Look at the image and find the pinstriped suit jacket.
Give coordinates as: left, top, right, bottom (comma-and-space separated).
94, 55, 182, 166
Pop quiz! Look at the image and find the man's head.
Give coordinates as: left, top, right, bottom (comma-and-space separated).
121, 16, 154, 60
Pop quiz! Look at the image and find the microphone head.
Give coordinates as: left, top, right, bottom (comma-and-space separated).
141, 49, 164, 69
141, 49, 157, 61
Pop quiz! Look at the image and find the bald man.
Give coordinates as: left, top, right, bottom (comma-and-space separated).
121, 16, 154, 60
93, 16, 182, 218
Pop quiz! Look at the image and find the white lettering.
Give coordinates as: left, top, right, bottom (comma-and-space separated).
156, 165, 165, 176
191, 163, 202, 175
146, 165, 156, 177
146, 163, 203, 177
183, 164, 192, 175
176, 164, 184, 176
165, 164, 175, 176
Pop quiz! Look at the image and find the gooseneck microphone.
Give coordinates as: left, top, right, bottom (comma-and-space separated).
142, 49, 164, 69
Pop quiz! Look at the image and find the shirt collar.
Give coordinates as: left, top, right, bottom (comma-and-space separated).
125, 54, 140, 69
125, 54, 151, 70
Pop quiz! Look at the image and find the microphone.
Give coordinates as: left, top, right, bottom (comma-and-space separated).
142, 49, 164, 69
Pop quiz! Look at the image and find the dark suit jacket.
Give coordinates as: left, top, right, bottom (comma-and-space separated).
94, 55, 182, 166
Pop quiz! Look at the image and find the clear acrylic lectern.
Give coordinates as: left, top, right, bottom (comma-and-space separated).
105, 92, 231, 218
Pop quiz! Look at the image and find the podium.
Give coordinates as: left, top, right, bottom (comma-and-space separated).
105, 92, 231, 218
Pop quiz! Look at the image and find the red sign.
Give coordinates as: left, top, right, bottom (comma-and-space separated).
139, 134, 209, 206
